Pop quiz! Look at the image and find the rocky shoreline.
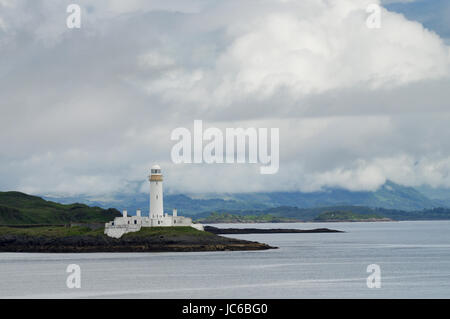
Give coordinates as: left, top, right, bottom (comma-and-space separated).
0, 225, 345, 253
0, 232, 275, 253
204, 226, 344, 234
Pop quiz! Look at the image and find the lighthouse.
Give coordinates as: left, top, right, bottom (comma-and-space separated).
104, 164, 204, 238
149, 164, 163, 219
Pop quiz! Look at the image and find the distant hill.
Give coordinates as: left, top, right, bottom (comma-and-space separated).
196, 212, 299, 223
415, 185, 450, 207
45, 180, 446, 216
0, 191, 121, 225
195, 206, 450, 222
226, 180, 437, 211
45, 192, 269, 217
313, 211, 390, 222
8, 187, 450, 223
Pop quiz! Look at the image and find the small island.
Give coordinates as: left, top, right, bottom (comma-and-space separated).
204, 226, 343, 234
0, 226, 275, 253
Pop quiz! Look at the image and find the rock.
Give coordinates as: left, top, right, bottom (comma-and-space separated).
204, 226, 344, 234
0, 233, 276, 253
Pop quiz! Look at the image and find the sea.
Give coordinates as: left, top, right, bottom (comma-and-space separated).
0, 221, 449, 298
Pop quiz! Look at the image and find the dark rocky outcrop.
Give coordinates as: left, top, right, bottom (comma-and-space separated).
0, 233, 275, 253
204, 226, 344, 234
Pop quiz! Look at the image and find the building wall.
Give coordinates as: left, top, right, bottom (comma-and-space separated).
191, 223, 205, 231
104, 214, 202, 238
173, 216, 193, 226
104, 223, 141, 238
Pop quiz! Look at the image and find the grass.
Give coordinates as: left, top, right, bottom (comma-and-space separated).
0, 226, 104, 237
122, 226, 214, 238
0, 225, 213, 238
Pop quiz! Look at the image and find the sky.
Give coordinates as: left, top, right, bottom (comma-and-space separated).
0, 0, 450, 196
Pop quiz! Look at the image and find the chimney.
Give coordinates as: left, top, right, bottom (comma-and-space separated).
123, 210, 127, 218
173, 209, 177, 217
136, 210, 141, 217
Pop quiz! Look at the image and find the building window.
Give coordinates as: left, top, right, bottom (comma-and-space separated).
156, 195, 158, 199
134, 220, 137, 224
174, 220, 176, 224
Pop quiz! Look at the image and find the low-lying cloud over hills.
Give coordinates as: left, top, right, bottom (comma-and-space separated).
45, 180, 450, 215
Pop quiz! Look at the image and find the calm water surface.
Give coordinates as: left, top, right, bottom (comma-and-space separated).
1, 221, 449, 298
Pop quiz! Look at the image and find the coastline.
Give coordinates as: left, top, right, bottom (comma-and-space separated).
0, 240, 275, 253
0, 226, 276, 253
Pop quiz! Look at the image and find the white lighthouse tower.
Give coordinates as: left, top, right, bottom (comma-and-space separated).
103, 164, 204, 238
149, 164, 164, 219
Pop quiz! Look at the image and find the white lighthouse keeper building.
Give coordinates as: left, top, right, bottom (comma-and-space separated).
149, 165, 163, 219
104, 165, 204, 238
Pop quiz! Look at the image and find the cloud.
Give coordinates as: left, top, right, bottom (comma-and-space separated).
0, 0, 450, 196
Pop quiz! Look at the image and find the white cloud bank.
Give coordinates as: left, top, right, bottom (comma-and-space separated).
0, 0, 450, 195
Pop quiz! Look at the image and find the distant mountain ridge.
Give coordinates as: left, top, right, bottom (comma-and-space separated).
2, 185, 450, 224
415, 185, 450, 207
227, 180, 436, 211
43, 180, 448, 216
194, 205, 450, 221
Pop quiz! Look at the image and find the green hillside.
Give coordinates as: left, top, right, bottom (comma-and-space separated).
0, 191, 121, 225
196, 212, 299, 223
196, 205, 450, 222
313, 211, 388, 222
